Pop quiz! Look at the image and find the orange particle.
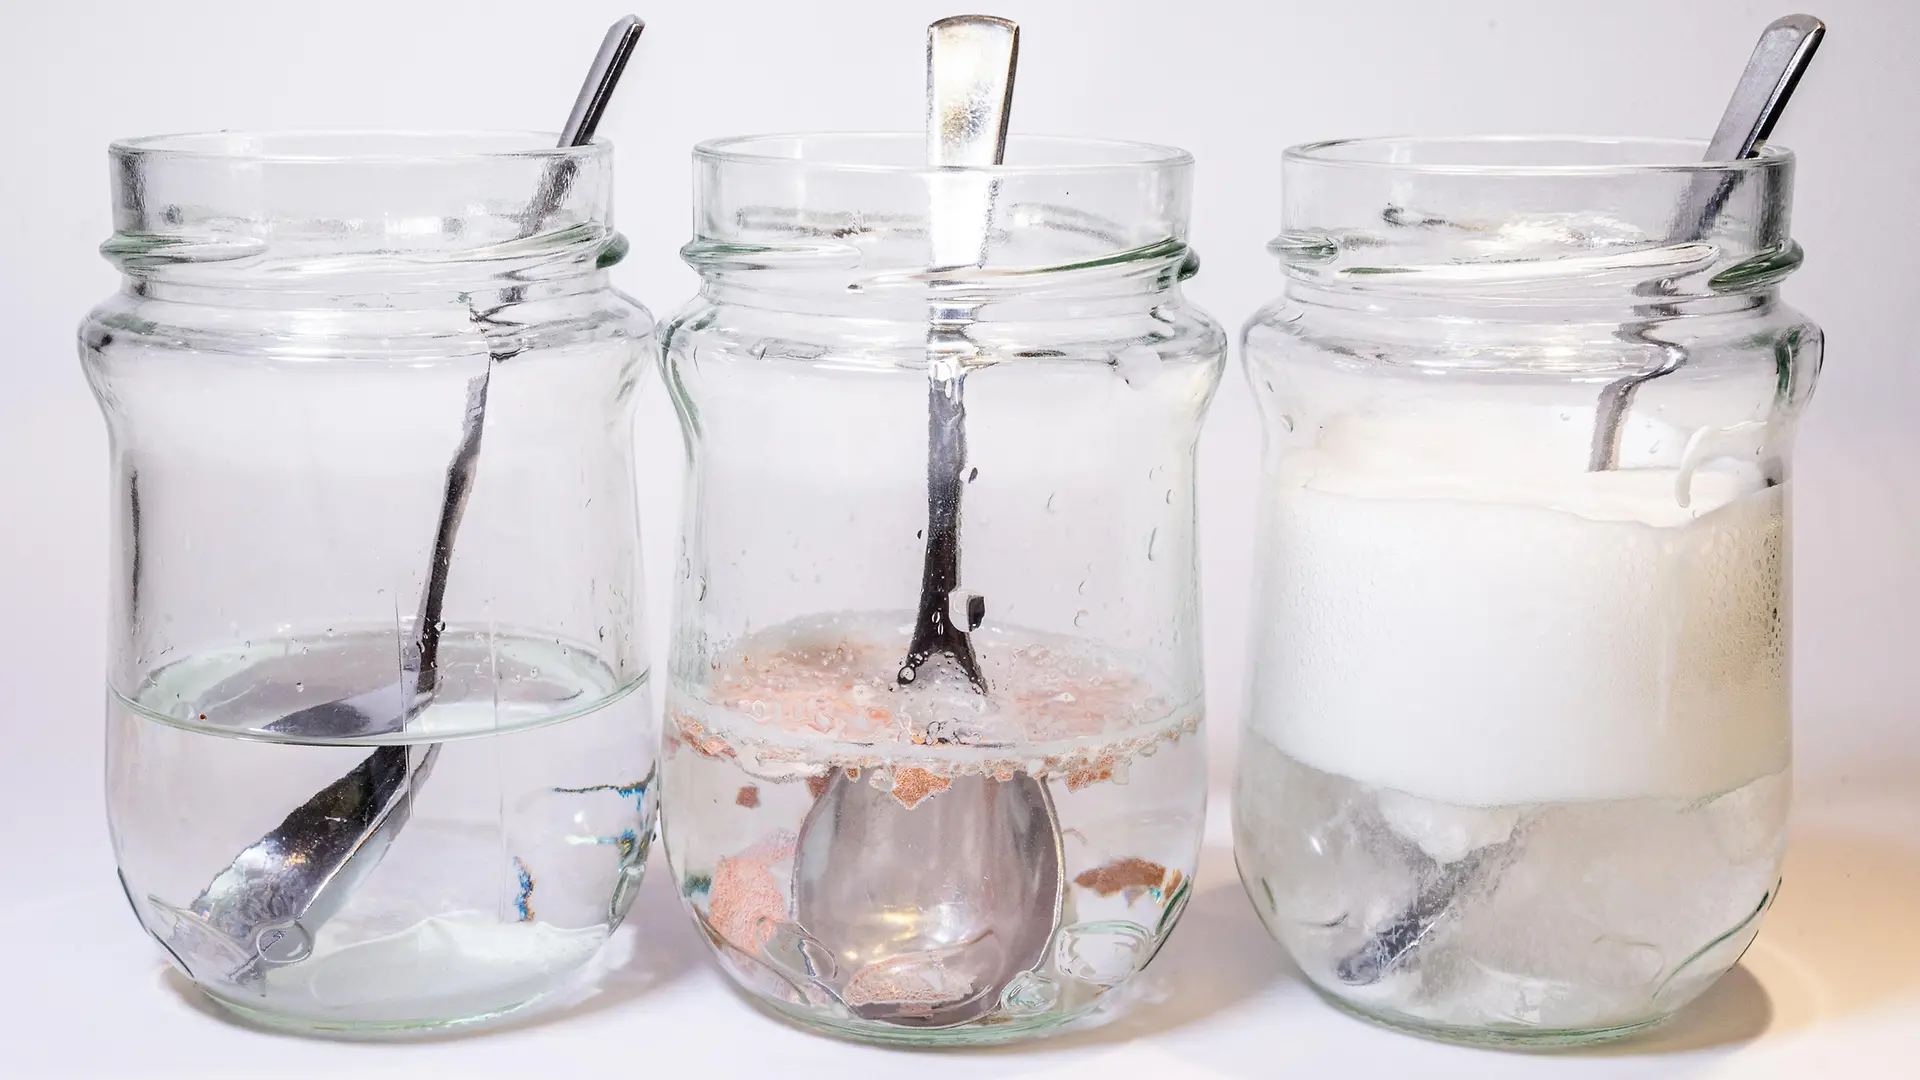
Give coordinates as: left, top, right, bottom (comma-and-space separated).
707, 854, 786, 955
1074, 856, 1170, 897
735, 785, 760, 809
805, 773, 831, 800
1065, 759, 1115, 791
889, 767, 951, 809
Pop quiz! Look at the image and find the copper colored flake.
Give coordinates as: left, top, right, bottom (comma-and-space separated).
735, 785, 760, 809
704, 832, 796, 955
1065, 755, 1116, 792
889, 767, 951, 809
670, 618, 1198, 790
1074, 857, 1171, 897
671, 706, 1195, 791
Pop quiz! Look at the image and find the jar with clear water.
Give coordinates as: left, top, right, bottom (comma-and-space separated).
1235, 136, 1821, 1045
658, 134, 1224, 1044
81, 132, 657, 1034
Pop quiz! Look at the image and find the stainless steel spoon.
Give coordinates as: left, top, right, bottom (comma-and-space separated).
1333, 14, 1827, 988
789, 16, 1067, 1029
1587, 13, 1824, 472
794, 770, 1064, 1025
145, 15, 646, 989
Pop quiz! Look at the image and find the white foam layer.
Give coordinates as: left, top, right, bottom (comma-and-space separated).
1251, 405, 1787, 806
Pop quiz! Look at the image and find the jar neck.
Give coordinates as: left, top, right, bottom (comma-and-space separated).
693, 238, 1198, 319
117, 241, 624, 311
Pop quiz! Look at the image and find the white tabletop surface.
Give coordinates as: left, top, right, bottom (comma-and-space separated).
6, 1, 1920, 1076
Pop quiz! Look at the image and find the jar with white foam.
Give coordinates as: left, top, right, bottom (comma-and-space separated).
1234, 136, 1820, 1046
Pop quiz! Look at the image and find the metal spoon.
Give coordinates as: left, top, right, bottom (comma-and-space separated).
794, 770, 1064, 1025
789, 16, 1066, 1029
145, 15, 646, 990
1334, 15, 1827, 988
898, 13, 1018, 692
1587, 13, 1824, 472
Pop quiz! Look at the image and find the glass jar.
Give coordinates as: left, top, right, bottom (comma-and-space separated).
81, 132, 657, 1035
1235, 136, 1820, 1045
658, 134, 1224, 1044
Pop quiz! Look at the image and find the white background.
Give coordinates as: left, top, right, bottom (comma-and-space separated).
2, 1, 1917, 1076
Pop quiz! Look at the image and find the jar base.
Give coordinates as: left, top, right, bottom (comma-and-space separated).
1313, 984, 1675, 1049
198, 986, 559, 1040
742, 989, 1115, 1048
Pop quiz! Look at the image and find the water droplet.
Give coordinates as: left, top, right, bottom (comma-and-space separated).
1073, 610, 1090, 628
1147, 527, 1159, 561
294, 681, 304, 693
1045, 492, 1057, 512
999, 971, 1059, 1015
968, 467, 978, 482
1076, 579, 1088, 596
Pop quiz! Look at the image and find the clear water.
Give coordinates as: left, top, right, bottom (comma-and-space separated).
1234, 731, 1787, 1043
661, 612, 1207, 1044
107, 629, 655, 1032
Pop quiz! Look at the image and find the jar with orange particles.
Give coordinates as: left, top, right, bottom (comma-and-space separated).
656, 134, 1224, 1044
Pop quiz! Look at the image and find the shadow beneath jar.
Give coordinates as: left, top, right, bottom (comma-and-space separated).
1578, 965, 1773, 1056
1583, 761, 1920, 1055
159, 853, 706, 1042
1729, 776, 1920, 1029
996, 841, 1300, 1052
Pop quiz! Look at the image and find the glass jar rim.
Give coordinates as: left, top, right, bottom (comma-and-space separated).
108, 129, 604, 165
693, 132, 1193, 176
1285, 135, 1792, 176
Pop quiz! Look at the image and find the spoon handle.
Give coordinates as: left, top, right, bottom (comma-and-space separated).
1590, 14, 1825, 472
903, 16, 1018, 693
561, 15, 646, 149
1676, 13, 1824, 243
1704, 14, 1825, 162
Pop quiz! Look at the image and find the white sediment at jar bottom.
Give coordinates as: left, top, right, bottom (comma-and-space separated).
250, 916, 607, 1022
